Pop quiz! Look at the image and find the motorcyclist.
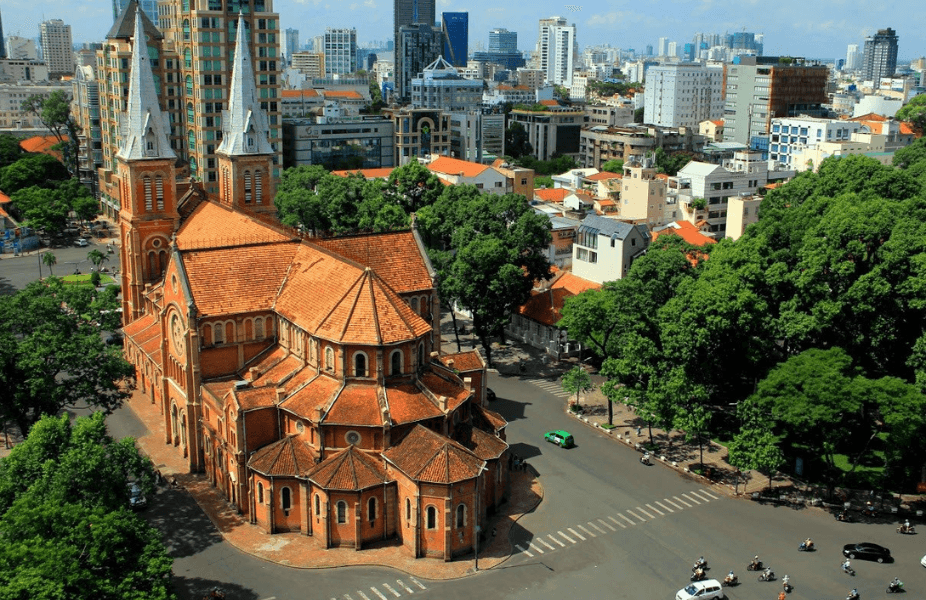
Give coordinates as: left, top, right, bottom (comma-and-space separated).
762, 566, 774, 580
842, 559, 852, 573
691, 567, 705, 580
889, 577, 903, 591
848, 588, 859, 600
783, 574, 790, 589
750, 554, 760, 570
837, 510, 848, 521
725, 570, 737, 584
803, 537, 813, 550
695, 556, 706, 568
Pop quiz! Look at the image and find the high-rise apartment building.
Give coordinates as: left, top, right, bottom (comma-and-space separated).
489, 28, 517, 53
394, 0, 435, 101
722, 56, 828, 148
643, 64, 724, 128
0, 10, 5, 60
396, 23, 442, 101
6, 36, 39, 60
324, 27, 357, 76
657, 37, 669, 57
441, 12, 468, 68
411, 56, 481, 112
846, 44, 860, 71
39, 19, 74, 78
863, 27, 898, 85
291, 51, 324, 78
113, 0, 158, 26
537, 16, 576, 87
155, 0, 281, 191
285, 28, 299, 64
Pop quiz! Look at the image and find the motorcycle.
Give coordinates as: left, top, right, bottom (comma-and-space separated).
896, 524, 916, 534
758, 570, 776, 582
836, 511, 851, 522
887, 580, 905, 593
847, 593, 859, 600
843, 565, 856, 576
640, 453, 652, 465
722, 575, 738, 587
798, 541, 815, 552
692, 557, 708, 571
691, 569, 706, 582
747, 560, 763, 571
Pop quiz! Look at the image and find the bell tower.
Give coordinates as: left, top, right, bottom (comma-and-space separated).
117, 8, 179, 323
215, 13, 276, 214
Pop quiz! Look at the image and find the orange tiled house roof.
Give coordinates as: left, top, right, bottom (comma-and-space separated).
248, 436, 316, 477
439, 350, 484, 372
305, 445, 390, 491
427, 156, 490, 178
315, 231, 433, 294
383, 425, 484, 484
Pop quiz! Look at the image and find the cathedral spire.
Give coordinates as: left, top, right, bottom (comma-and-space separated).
217, 13, 274, 156
117, 10, 175, 161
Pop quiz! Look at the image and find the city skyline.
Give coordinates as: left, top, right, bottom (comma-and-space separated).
1, 0, 923, 62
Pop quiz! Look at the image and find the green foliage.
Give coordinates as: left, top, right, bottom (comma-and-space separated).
41, 252, 57, 276
10, 178, 95, 235
512, 154, 578, 176
893, 136, 926, 170
0, 279, 135, 435
895, 94, 926, 132
0, 134, 24, 168
512, 103, 549, 112
534, 175, 554, 188
505, 121, 533, 158
21, 91, 80, 176
383, 160, 443, 213
653, 147, 693, 176
586, 80, 641, 97
600, 159, 624, 173
562, 366, 594, 405
634, 107, 644, 123
90, 271, 102, 287
0, 153, 70, 195
728, 400, 785, 488
0, 413, 175, 600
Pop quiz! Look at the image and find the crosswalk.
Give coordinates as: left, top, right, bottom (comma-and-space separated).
525, 378, 572, 399
512, 488, 720, 559
326, 577, 427, 600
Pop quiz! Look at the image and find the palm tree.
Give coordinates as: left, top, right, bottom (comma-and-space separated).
42, 251, 57, 277
87, 249, 109, 272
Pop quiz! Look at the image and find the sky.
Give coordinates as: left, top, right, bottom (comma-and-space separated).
2, 0, 923, 62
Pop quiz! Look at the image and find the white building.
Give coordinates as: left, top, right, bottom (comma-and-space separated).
324, 28, 357, 76
643, 64, 724, 128
768, 116, 864, 168
5, 36, 38, 61
852, 95, 903, 118
39, 19, 74, 78
411, 56, 483, 112
572, 214, 650, 284
846, 44, 860, 71
537, 16, 576, 86
483, 84, 554, 106
569, 72, 591, 102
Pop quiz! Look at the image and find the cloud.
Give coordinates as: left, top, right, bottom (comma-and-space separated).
364, 0, 377, 7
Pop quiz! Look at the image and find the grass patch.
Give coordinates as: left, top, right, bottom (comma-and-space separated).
62, 273, 116, 286
600, 424, 617, 430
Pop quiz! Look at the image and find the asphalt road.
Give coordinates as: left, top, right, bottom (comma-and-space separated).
0, 238, 119, 295
90, 371, 926, 600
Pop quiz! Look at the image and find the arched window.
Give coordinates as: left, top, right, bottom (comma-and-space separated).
213, 323, 224, 344
456, 504, 466, 528
187, 102, 195, 124
143, 176, 153, 211
354, 353, 367, 377
155, 175, 164, 210
255, 169, 263, 203
244, 170, 252, 204
406, 498, 411, 521
418, 343, 424, 367
184, 51, 192, 71
426, 505, 436, 529
225, 322, 234, 344
281, 487, 291, 511
182, 19, 190, 41
410, 297, 419, 313
336, 500, 347, 524
254, 318, 264, 339
257, 482, 264, 504
368, 497, 376, 521
325, 347, 334, 372
314, 494, 320, 516
390, 350, 402, 375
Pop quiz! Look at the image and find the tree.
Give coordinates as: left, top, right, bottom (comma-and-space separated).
728, 400, 785, 493
10, 185, 71, 235
505, 122, 532, 159
0, 413, 175, 600
893, 136, 926, 170
0, 153, 69, 195
383, 161, 443, 213
653, 148, 694, 176
600, 159, 624, 173
0, 279, 135, 435
274, 165, 331, 235
88, 248, 109, 272
42, 252, 57, 277
634, 107, 644, 123
21, 91, 80, 176
896, 94, 926, 133
558, 285, 622, 358
0, 133, 23, 168
561, 366, 594, 410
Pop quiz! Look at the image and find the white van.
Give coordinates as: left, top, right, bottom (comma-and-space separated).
676, 579, 724, 600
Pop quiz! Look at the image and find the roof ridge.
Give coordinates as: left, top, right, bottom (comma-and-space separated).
365, 269, 383, 345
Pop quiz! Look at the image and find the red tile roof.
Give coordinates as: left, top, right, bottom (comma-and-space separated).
517, 288, 572, 327
248, 436, 317, 477
330, 167, 395, 179
250, 355, 303, 388
325, 383, 383, 426
711, 120, 724, 127
281, 89, 320, 98
651, 221, 717, 247
900, 123, 914, 135
550, 272, 601, 295
439, 351, 484, 372
234, 386, 279, 411
175, 200, 293, 250
584, 171, 622, 181
314, 231, 433, 294
384, 383, 443, 425
280, 374, 343, 417
534, 188, 569, 203
420, 372, 470, 411
382, 425, 484, 484
322, 90, 363, 99
472, 405, 507, 434
539, 100, 560, 106
452, 424, 508, 460
427, 156, 490, 178
20, 135, 65, 157
0, 191, 10, 204
242, 347, 288, 379
305, 445, 389, 490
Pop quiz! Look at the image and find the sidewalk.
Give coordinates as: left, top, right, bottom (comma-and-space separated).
126, 389, 543, 579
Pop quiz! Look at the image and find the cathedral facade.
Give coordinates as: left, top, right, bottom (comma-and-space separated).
116, 12, 508, 560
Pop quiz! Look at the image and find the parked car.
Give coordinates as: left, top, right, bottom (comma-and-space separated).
128, 482, 147, 509
676, 579, 724, 600
843, 542, 892, 563
105, 333, 124, 346
544, 430, 575, 448
75, 238, 89, 247
486, 387, 496, 402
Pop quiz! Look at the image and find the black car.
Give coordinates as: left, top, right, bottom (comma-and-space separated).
843, 542, 892, 563
486, 387, 496, 402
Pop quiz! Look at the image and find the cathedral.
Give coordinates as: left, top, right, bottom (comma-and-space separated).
117, 11, 509, 559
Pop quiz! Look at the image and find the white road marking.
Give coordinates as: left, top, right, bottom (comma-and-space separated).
682, 493, 702, 505
598, 518, 616, 531
528, 542, 545, 554
357, 592, 371, 600
397, 580, 415, 594
515, 543, 534, 557
342, 595, 353, 600
618, 513, 636, 526
589, 521, 607, 534
410, 577, 427, 590
558, 530, 577, 543
578, 524, 596, 537
689, 490, 713, 502
655, 500, 674, 513
700, 489, 720, 500
626, 509, 647, 523
381, 583, 401, 598
609, 516, 627, 529
645, 503, 664, 516
548, 534, 566, 547
636, 506, 656, 519
370, 588, 388, 600
568, 527, 586, 540
664, 497, 685, 510
674, 495, 693, 507
538, 538, 556, 551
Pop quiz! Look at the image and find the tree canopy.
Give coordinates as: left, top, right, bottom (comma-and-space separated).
896, 94, 926, 133
0, 412, 174, 600
0, 278, 135, 435
21, 91, 80, 176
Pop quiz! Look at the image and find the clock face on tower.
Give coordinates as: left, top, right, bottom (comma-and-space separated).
170, 313, 186, 360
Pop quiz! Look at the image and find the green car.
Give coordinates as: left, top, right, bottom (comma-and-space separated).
544, 430, 575, 448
